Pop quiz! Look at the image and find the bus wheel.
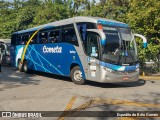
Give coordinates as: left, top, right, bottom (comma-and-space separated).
23, 61, 30, 73
71, 66, 85, 85
18, 60, 23, 72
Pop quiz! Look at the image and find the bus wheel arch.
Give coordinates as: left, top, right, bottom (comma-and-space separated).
70, 64, 85, 85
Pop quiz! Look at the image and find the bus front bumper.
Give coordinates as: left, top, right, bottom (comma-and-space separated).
99, 66, 139, 83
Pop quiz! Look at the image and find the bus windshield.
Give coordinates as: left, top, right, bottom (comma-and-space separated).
102, 27, 138, 65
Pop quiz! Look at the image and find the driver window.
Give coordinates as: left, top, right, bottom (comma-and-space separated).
87, 33, 100, 59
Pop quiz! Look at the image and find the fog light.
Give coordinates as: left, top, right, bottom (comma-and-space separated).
106, 76, 111, 80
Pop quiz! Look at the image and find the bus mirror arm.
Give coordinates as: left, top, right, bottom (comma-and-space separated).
134, 34, 147, 48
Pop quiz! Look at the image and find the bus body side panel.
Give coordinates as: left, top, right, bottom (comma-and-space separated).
73, 23, 88, 80
78, 55, 87, 79
24, 43, 85, 78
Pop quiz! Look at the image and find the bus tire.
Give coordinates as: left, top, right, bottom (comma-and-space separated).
71, 66, 85, 85
23, 61, 30, 73
18, 60, 23, 72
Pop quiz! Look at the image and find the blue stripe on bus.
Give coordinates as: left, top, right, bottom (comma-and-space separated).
27, 45, 64, 75
101, 39, 106, 45
97, 20, 129, 28
99, 61, 138, 71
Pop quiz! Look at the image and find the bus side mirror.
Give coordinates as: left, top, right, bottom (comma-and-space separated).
143, 42, 147, 48
134, 34, 147, 48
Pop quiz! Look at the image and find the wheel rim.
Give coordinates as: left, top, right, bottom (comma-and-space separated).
24, 63, 27, 72
18, 62, 22, 70
74, 70, 82, 81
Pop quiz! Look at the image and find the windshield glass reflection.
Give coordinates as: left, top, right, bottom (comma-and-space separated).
102, 26, 137, 65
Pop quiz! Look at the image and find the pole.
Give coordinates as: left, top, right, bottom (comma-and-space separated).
158, 53, 160, 73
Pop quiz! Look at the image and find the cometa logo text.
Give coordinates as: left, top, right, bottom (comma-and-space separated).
43, 46, 62, 53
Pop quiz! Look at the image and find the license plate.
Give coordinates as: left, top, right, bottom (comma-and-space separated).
123, 77, 129, 80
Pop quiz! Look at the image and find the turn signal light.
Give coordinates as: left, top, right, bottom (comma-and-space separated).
97, 24, 103, 31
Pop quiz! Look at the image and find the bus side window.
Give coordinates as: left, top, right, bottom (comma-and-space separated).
77, 23, 87, 53
30, 33, 38, 44
39, 32, 48, 44
77, 22, 96, 41
49, 30, 60, 43
22, 34, 29, 45
16, 36, 22, 45
62, 24, 79, 46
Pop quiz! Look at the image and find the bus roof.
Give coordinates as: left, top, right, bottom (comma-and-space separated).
13, 16, 129, 35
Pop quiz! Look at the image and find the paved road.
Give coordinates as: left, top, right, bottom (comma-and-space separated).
0, 66, 160, 120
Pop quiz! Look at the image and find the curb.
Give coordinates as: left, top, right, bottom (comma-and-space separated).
139, 76, 160, 80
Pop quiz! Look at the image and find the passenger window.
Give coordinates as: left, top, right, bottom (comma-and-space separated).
62, 24, 79, 46
49, 29, 60, 43
86, 23, 96, 29
76, 23, 96, 55
39, 32, 48, 44
16, 36, 22, 45
22, 34, 29, 45
77, 22, 96, 30
30, 33, 37, 44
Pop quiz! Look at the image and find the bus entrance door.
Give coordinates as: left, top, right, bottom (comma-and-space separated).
86, 33, 100, 81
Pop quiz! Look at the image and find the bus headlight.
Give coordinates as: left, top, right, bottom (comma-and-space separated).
106, 67, 113, 73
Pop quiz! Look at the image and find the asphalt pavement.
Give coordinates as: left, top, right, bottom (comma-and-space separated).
0, 66, 160, 120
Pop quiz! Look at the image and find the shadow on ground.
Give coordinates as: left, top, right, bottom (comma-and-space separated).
0, 66, 41, 91
85, 79, 146, 88
33, 70, 71, 81
0, 66, 146, 91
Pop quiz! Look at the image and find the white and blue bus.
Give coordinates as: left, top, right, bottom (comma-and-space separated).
10, 16, 147, 84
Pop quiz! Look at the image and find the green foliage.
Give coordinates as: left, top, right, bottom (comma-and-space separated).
127, 0, 160, 72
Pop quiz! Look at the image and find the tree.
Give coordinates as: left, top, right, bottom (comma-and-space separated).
127, 0, 160, 72
0, 1, 17, 38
